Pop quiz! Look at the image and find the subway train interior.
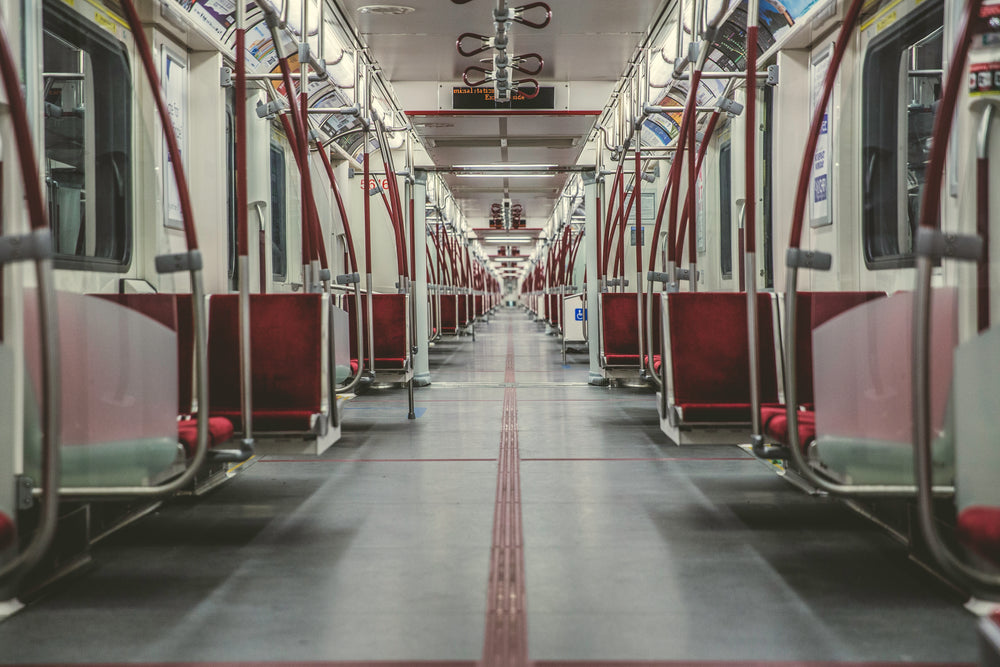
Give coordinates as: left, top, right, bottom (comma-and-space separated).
1, 0, 1000, 664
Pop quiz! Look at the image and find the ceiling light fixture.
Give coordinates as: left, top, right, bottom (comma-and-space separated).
357, 5, 415, 15
454, 164, 558, 169
483, 237, 533, 243
455, 173, 555, 179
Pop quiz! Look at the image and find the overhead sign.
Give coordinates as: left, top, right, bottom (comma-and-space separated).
452, 86, 555, 110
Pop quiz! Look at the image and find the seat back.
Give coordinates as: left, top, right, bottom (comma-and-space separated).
208, 294, 324, 430
345, 293, 409, 368
665, 292, 779, 410
440, 294, 458, 333
601, 292, 640, 361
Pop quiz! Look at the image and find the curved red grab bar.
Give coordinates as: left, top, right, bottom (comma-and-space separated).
513, 2, 552, 29
463, 66, 492, 87
457, 32, 492, 58
512, 53, 543, 76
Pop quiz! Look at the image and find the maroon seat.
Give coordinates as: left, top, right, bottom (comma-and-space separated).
209, 294, 324, 432
458, 295, 470, 327
440, 294, 458, 334
475, 295, 484, 318
96, 293, 234, 455
957, 506, 1000, 565
345, 294, 409, 371
762, 291, 884, 447
177, 418, 236, 458
602, 293, 660, 368
0, 511, 14, 550
665, 292, 779, 423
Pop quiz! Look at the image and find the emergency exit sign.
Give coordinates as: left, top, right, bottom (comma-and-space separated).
452, 86, 555, 109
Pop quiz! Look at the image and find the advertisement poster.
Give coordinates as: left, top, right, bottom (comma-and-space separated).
162, 48, 187, 230
809, 44, 833, 227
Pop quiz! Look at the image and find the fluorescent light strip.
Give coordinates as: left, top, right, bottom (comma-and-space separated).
454, 164, 558, 169
483, 237, 533, 243
455, 173, 555, 178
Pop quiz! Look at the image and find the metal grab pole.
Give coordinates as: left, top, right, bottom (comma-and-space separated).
911, 0, 1000, 594
0, 11, 60, 587
231, 0, 254, 462
744, 0, 762, 440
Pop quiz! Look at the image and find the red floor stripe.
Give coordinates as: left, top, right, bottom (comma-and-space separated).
537, 662, 975, 667
482, 325, 528, 667
520, 457, 754, 462
260, 458, 496, 463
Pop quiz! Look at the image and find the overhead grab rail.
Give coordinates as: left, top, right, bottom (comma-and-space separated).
51, 0, 213, 498
776, 0, 951, 497
913, 0, 1000, 593
0, 12, 61, 587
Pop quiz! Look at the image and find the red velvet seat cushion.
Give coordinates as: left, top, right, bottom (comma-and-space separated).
957, 506, 1000, 565
176, 417, 235, 458
0, 511, 14, 550
761, 406, 816, 451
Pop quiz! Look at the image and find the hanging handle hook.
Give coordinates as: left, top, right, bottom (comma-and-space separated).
514, 78, 540, 99
512, 53, 543, 75
463, 66, 494, 87
513, 2, 552, 28
457, 32, 493, 57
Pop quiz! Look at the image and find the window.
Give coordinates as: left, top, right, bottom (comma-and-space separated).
43, 2, 132, 270
719, 141, 733, 280
862, 1, 943, 268
270, 142, 287, 281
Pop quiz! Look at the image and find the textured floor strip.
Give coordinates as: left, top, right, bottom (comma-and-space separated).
482, 324, 528, 667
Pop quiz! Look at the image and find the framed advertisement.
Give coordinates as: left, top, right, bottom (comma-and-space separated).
809, 44, 834, 228
162, 46, 187, 230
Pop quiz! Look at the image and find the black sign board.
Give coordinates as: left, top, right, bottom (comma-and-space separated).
452, 86, 555, 110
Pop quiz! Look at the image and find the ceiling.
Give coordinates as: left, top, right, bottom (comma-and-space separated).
337, 0, 667, 270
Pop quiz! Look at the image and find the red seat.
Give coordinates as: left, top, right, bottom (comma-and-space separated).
350, 359, 360, 375
761, 406, 816, 451
345, 294, 410, 371
957, 506, 1000, 565
0, 511, 14, 551
209, 294, 325, 432
602, 293, 660, 368
665, 292, 779, 423
440, 294, 458, 334
176, 417, 237, 458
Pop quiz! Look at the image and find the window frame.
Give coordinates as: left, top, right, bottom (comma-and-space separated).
860, 0, 943, 270
269, 140, 288, 282
43, 0, 133, 273
719, 140, 733, 280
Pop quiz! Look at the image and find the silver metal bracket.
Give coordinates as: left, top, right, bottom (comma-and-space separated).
318, 268, 332, 282
0, 229, 52, 267
717, 97, 744, 116
785, 248, 832, 271
647, 270, 670, 284
767, 65, 779, 86
675, 268, 699, 282
155, 250, 203, 274
915, 228, 983, 262
256, 99, 284, 119
16, 475, 34, 510
336, 272, 361, 285
220, 66, 233, 88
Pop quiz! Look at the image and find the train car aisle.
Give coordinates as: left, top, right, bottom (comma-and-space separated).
0, 309, 978, 665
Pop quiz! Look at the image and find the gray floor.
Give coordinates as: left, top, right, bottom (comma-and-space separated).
0, 308, 979, 665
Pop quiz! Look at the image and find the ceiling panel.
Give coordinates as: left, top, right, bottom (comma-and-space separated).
338, 0, 666, 270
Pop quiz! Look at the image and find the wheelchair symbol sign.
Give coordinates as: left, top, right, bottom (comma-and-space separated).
574, 308, 587, 321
